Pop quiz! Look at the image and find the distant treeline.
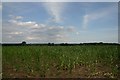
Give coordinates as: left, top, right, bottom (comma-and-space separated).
1, 42, 119, 46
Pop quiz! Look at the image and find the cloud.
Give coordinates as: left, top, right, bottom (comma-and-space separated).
26, 36, 36, 40
82, 6, 116, 29
76, 32, 80, 35
9, 18, 39, 28
83, 15, 89, 29
9, 15, 23, 20
3, 15, 76, 43
8, 15, 52, 30
66, 26, 75, 32
15, 21, 37, 27
9, 32, 23, 35
43, 2, 66, 23
30, 25, 70, 42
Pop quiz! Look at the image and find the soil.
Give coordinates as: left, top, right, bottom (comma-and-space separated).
2, 63, 117, 78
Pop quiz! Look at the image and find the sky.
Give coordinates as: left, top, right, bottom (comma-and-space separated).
2, 2, 118, 43
0, 2, 2, 43
1, 0, 120, 2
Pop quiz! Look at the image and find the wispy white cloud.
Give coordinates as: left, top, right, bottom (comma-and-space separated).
9, 15, 23, 20
66, 26, 75, 32
9, 32, 23, 35
43, 2, 66, 23
8, 16, 39, 28
76, 32, 80, 35
82, 6, 116, 29
9, 20, 39, 28
26, 36, 36, 40
83, 15, 89, 29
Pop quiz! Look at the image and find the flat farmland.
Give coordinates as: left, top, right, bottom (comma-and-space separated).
2, 45, 119, 78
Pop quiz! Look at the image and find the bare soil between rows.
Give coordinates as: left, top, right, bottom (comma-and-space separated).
2, 63, 117, 78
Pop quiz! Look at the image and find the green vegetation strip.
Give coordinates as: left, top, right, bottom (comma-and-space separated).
2, 45, 119, 78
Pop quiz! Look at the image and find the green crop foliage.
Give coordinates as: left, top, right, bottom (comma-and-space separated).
2, 45, 119, 78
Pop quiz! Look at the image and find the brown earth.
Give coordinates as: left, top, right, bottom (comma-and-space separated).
2, 63, 117, 78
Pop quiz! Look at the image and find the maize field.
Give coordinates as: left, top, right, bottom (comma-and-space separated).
2, 45, 119, 78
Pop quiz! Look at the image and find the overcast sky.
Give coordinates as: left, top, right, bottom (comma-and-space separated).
2, 2, 118, 43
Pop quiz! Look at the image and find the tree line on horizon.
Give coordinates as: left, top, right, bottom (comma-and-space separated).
1, 41, 119, 46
